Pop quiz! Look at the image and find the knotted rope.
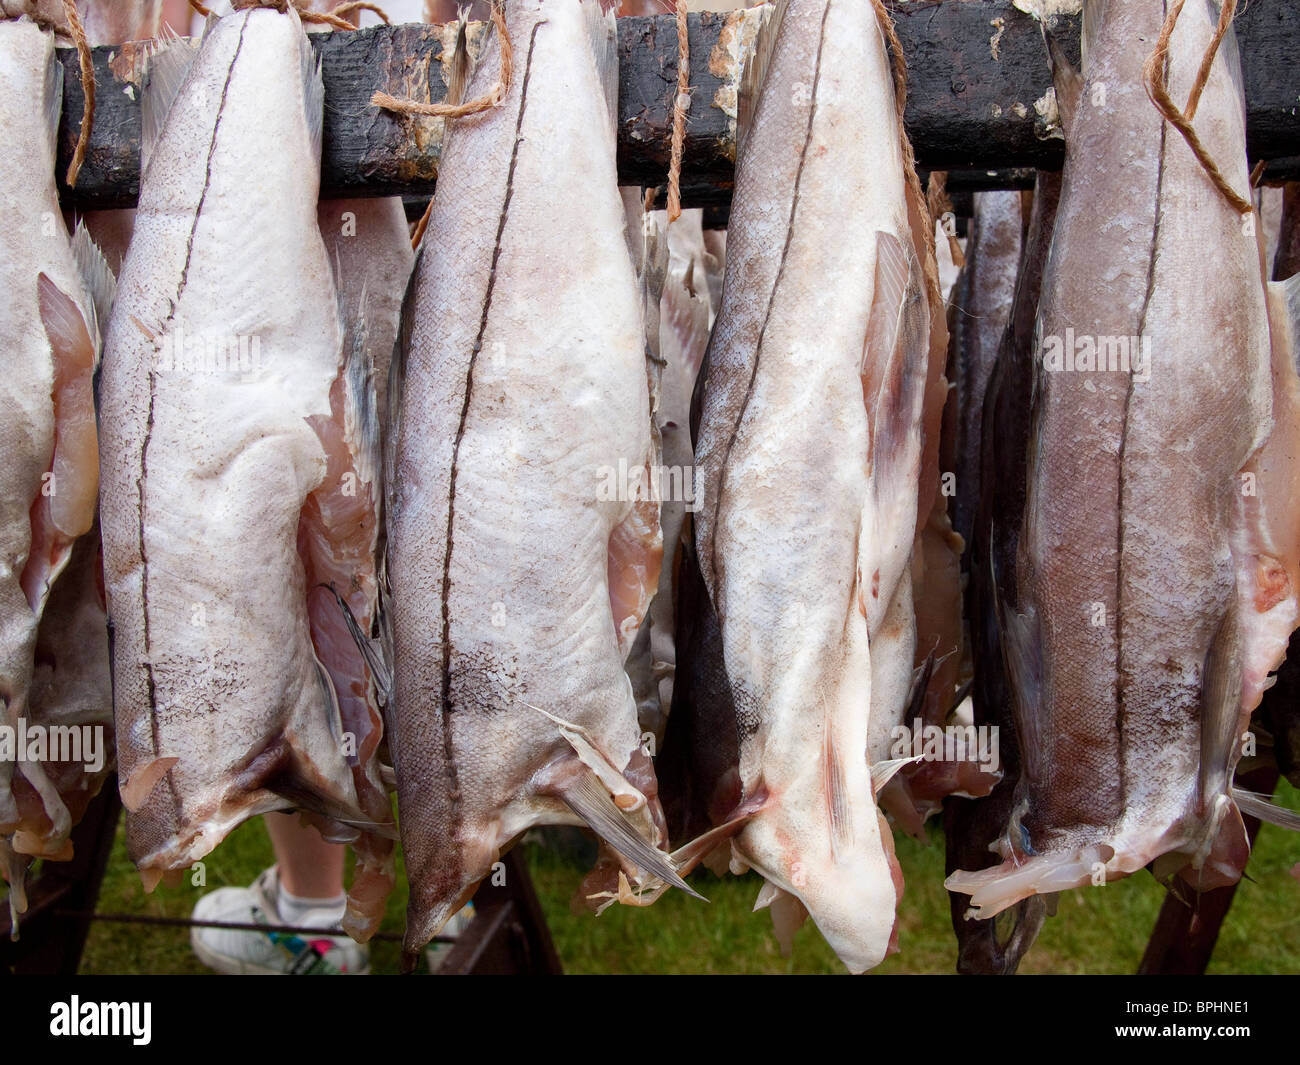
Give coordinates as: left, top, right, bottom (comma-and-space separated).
1142, 0, 1251, 215
371, 0, 511, 121
665, 0, 689, 223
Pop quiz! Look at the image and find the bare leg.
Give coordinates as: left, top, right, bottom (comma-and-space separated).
265, 812, 346, 900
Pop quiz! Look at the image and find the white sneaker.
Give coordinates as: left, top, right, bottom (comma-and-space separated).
190, 866, 369, 975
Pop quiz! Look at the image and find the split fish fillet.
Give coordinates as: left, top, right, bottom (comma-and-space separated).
948, 0, 1300, 917
0, 13, 105, 919
690, 0, 944, 972
97, 6, 394, 940
386, 0, 691, 959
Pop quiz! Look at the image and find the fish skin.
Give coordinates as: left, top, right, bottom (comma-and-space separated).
951, 190, 1024, 552
948, 0, 1285, 916
97, 7, 394, 930
387, 0, 673, 954
317, 197, 414, 445
1255, 185, 1300, 792
692, 0, 944, 972
943, 171, 1061, 974
0, 17, 102, 914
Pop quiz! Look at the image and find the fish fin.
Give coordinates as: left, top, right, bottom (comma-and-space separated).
870, 755, 921, 796
71, 223, 115, 348
906, 648, 937, 722
43, 37, 64, 149
34, 273, 98, 547
864, 231, 928, 488
1042, 23, 1081, 139
558, 771, 703, 901
736, 0, 787, 155
299, 20, 326, 163
821, 701, 852, 854
326, 582, 392, 704
667, 790, 767, 873
141, 33, 199, 170
120, 756, 179, 812
1, 839, 30, 926
947, 843, 1113, 919
443, 12, 472, 109
1232, 786, 1300, 832
384, 255, 420, 530
581, 0, 619, 136
1199, 609, 1243, 809
527, 703, 646, 811
752, 877, 782, 912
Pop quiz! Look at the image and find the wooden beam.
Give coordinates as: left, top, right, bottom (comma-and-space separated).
54, 1, 1298, 210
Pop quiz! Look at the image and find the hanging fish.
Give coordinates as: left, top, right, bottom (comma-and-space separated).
97, 4, 395, 941
948, 0, 1300, 919
385, 0, 694, 962
0, 6, 109, 923
688, 0, 946, 972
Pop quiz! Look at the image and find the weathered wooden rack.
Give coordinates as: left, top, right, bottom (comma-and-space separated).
55, 0, 1299, 214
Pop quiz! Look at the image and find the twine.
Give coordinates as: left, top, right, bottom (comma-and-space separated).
666, 0, 689, 223
61, 0, 92, 187
332, 1, 390, 23
189, 0, 361, 31
1142, 0, 1251, 215
371, 0, 511, 121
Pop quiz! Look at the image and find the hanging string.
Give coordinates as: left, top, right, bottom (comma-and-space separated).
371, 0, 511, 121
189, 1, 361, 31
665, 0, 689, 223
1142, 0, 1251, 215
410, 198, 434, 250
331, 1, 390, 23
60, 0, 94, 187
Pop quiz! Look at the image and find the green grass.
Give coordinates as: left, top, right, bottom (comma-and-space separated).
11, 780, 1297, 974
